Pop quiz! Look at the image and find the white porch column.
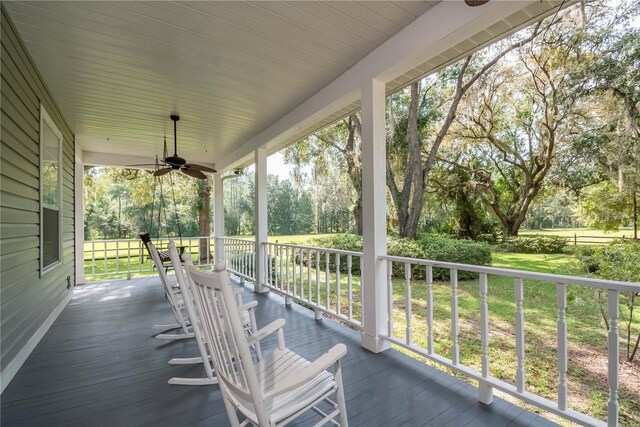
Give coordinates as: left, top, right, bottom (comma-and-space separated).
254, 147, 268, 293
214, 172, 225, 267
74, 145, 84, 286
360, 78, 390, 353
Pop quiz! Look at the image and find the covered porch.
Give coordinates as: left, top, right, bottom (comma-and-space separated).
1, 1, 636, 426
1, 275, 554, 427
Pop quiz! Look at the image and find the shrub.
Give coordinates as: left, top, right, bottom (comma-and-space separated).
575, 240, 640, 282
575, 240, 640, 362
417, 234, 492, 280
306, 234, 363, 274
307, 233, 492, 281
497, 234, 567, 254
476, 233, 498, 244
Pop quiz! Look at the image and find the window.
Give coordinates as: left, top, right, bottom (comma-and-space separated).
40, 107, 63, 272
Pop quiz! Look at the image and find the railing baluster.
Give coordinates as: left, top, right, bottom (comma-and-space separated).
299, 247, 304, 299
293, 247, 297, 297
91, 241, 96, 277
325, 252, 330, 309
279, 245, 284, 290
450, 268, 459, 365
206, 237, 210, 265
405, 262, 412, 346
347, 255, 353, 321
316, 250, 321, 306
246, 241, 250, 277
115, 241, 120, 274
607, 289, 619, 427
336, 254, 341, 315
307, 249, 312, 302
427, 265, 434, 354
479, 273, 492, 404
515, 277, 525, 394
270, 243, 274, 286
286, 246, 290, 295
127, 240, 131, 279
300, 248, 304, 299
557, 283, 568, 411
387, 260, 393, 337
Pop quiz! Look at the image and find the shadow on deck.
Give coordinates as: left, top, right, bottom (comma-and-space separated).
1, 275, 556, 426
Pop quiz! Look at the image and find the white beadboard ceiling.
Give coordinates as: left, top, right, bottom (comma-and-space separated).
3, 1, 564, 170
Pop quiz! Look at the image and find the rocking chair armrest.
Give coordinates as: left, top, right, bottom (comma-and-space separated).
241, 301, 258, 312
232, 286, 243, 296
265, 343, 347, 400
247, 318, 286, 347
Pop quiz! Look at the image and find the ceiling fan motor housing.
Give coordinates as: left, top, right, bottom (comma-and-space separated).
164, 154, 187, 166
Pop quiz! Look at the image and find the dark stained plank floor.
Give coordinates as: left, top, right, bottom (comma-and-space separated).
1, 275, 557, 427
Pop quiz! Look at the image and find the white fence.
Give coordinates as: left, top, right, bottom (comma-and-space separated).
84, 236, 215, 280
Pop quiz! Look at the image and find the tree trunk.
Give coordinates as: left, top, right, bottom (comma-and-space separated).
344, 114, 363, 235
198, 177, 212, 261
353, 199, 363, 235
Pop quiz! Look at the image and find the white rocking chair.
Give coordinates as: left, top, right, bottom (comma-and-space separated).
186, 266, 349, 427
144, 238, 194, 340
166, 241, 262, 385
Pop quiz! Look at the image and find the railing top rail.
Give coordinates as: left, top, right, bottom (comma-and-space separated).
262, 241, 363, 257
221, 237, 254, 242
380, 254, 639, 292
85, 236, 212, 244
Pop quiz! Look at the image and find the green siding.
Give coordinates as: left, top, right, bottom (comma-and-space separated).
0, 6, 75, 383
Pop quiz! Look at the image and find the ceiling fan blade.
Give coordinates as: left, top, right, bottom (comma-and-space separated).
181, 168, 207, 179
153, 168, 173, 177
184, 163, 217, 173
125, 163, 158, 167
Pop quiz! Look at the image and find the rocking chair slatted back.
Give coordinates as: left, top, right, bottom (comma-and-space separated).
167, 242, 214, 379
187, 266, 256, 402
145, 238, 189, 333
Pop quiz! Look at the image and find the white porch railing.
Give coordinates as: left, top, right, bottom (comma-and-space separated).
221, 237, 256, 281
84, 236, 215, 281
263, 242, 363, 330
83, 236, 636, 426
380, 254, 638, 427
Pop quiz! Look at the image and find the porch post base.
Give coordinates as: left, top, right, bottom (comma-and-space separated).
478, 381, 494, 405
253, 283, 269, 294
360, 333, 390, 353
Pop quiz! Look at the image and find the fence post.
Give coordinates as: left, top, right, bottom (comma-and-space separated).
574, 233, 577, 246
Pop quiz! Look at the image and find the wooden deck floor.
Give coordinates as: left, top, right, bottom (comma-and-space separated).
1, 275, 557, 427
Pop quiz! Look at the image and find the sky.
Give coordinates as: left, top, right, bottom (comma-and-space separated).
238, 151, 295, 181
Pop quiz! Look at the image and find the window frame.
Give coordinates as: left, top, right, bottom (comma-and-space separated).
39, 105, 64, 275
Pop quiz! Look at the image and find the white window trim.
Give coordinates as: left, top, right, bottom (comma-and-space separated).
40, 105, 64, 276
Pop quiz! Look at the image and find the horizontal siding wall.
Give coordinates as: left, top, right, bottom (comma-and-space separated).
0, 5, 75, 388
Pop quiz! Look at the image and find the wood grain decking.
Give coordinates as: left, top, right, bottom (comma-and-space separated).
1, 275, 557, 427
